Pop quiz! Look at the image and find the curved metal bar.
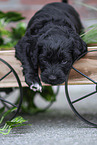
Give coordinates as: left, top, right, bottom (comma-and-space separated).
0, 58, 23, 122
72, 66, 97, 84
1, 100, 11, 110
73, 49, 97, 63
0, 97, 17, 107
65, 49, 97, 127
0, 70, 12, 82
72, 91, 97, 104
65, 82, 97, 127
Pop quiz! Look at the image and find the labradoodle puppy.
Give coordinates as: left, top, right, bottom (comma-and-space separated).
15, 2, 87, 92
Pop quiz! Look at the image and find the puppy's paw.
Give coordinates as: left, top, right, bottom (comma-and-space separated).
30, 83, 42, 92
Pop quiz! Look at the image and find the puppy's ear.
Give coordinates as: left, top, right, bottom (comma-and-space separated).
15, 33, 38, 70
15, 36, 29, 61
72, 36, 87, 61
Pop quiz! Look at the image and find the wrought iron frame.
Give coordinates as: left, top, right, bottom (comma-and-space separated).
0, 58, 23, 123
65, 50, 97, 127
0, 58, 59, 121
1, 50, 97, 127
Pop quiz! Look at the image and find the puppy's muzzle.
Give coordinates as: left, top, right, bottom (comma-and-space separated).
48, 75, 57, 82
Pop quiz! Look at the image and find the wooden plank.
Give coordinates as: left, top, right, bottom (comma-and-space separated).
68, 47, 97, 85
0, 50, 27, 88
0, 47, 97, 88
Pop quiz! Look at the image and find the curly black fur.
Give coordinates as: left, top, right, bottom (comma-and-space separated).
15, 2, 87, 91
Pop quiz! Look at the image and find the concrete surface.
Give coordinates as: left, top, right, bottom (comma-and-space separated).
1, 85, 97, 145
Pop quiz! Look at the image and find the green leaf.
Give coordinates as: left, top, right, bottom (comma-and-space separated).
11, 22, 26, 40
0, 124, 11, 135
0, 11, 5, 19
0, 116, 29, 135
81, 25, 97, 44
75, 1, 97, 11
0, 108, 29, 135
7, 116, 27, 125
4, 11, 25, 22
0, 107, 17, 124
0, 11, 25, 23
40, 86, 56, 102
0, 37, 4, 45
0, 107, 5, 114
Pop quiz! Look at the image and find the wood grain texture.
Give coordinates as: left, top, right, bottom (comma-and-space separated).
0, 47, 97, 88
0, 50, 27, 88
68, 48, 97, 85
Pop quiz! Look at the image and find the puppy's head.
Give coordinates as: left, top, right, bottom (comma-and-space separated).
37, 27, 87, 85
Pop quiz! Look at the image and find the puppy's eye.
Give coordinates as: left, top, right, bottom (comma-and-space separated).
61, 60, 67, 64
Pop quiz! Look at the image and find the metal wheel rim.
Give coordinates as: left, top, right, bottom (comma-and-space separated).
0, 58, 23, 123
65, 50, 97, 127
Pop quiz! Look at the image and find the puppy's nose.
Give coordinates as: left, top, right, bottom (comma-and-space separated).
49, 75, 57, 81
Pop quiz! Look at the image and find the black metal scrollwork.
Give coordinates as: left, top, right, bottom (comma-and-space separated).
65, 50, 97, 127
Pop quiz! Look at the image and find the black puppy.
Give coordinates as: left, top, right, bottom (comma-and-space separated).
15, 2, 87, 92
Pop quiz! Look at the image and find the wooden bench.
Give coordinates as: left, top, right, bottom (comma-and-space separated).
0, 46, 97, 88
0, 46, 97, 127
